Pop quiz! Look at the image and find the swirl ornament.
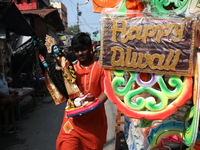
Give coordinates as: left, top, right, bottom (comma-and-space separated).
146, 118, 200, 149
183, 53, 200, 147
141, 0, 189, 17
104, 69, 192, 120
147, 120, 184, 149
183, 107, 196, 147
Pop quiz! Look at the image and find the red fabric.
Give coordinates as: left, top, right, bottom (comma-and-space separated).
56, 60, 107, 150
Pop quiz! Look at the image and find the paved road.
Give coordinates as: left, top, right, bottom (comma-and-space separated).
0, 95, 118, 150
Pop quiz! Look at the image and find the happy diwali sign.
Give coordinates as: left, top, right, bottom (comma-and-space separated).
100, 17, 196, 76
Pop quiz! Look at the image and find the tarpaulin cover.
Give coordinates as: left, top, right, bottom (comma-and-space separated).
0, 2, 37, 36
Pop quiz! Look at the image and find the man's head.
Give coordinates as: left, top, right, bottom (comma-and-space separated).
71, 32, 93, 66
71, 32, 92, 49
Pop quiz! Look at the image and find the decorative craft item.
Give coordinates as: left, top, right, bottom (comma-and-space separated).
183, 53, 200, 147
101, 16, 196, 76
104, 70, 193, 120
39, 35, 102, 117
44, 34, 56, 53
92, 0, 145, 15
92, 0, 121, 13
146, 52, 200, 149
93, 0, 200, 148
147, 120, 185, 149
140, 0, 200, 18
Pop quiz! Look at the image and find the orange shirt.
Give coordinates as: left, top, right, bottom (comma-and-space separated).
73, 60, 107, 143
56, 60, 107, 150
74, 60, 105, 97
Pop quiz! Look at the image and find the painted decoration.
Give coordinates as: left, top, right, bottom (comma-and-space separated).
104, 70, 193, 120
92, 0, 145, 14
142, 0, 189, 17
147, 120, 184, 149
65, 98, 102, 117
91, 0, 200, 148
40, 35, 102, 117
183, 53, 200, 147
140, 0, 200, 18
99, 5, 200, 149
101, 15, 196, 76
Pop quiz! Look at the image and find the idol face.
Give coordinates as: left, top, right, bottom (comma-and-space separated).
52, 45, 59, 54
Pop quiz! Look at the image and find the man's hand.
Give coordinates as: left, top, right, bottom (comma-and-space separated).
84, 93, 95, 102
74, 93, 95, 107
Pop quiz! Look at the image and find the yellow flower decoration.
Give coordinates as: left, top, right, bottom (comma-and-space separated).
44, 34, 56, 53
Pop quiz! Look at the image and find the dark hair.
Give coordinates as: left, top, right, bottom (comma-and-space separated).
71, 32, 92, 49
45, 45, 69, 99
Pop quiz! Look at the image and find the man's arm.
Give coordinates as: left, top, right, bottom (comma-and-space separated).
0, 91, 13, 104
98, 92, 107, 103
0, 91, 9, 98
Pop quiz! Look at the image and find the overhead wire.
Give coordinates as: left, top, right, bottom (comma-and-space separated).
67, 0, 78, 26
78, 2, 100, 32
80, 16, 94, 30
55, 0, 100, 35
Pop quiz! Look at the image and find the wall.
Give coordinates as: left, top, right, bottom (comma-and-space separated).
51, 2, 68, 33
14, 0, 37, 10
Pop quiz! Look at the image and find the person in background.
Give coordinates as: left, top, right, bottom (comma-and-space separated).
65, 46, 77, 62
0, 64, 21, 105
92, 50, 99, 61
56, 32, 108, 150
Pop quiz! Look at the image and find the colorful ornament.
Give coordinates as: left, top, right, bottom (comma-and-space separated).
92, 0, 200, 148
45, 34, 56, 53
92, 0, 121, 13
92, 0, 145, 16
40, 35, 104, 118
105, 69, 193, 120
65, 98, 102, 117
141, 0, 200, 17
147, 120, 184, 149
39, 54, 48, 68
183, 53, 200, 147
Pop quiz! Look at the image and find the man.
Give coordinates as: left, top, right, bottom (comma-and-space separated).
0, 65, 21, 105
56, 32, 108, 150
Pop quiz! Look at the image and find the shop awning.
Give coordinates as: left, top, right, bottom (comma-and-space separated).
0, 2, 37, 36
21, 8, 65, 31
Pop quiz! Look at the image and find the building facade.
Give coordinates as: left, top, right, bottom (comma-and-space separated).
50, 1, 68, 33
7, 1, 64, 88
14, 0, 50, 10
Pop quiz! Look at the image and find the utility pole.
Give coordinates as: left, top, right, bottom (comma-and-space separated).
77, 3, 80, 33
76, 0, 89, 33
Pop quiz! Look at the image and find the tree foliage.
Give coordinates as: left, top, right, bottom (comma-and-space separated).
68, 25, 91, 37
68, 25, 79, 35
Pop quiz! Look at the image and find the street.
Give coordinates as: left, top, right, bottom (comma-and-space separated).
0, 95, 121, 150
